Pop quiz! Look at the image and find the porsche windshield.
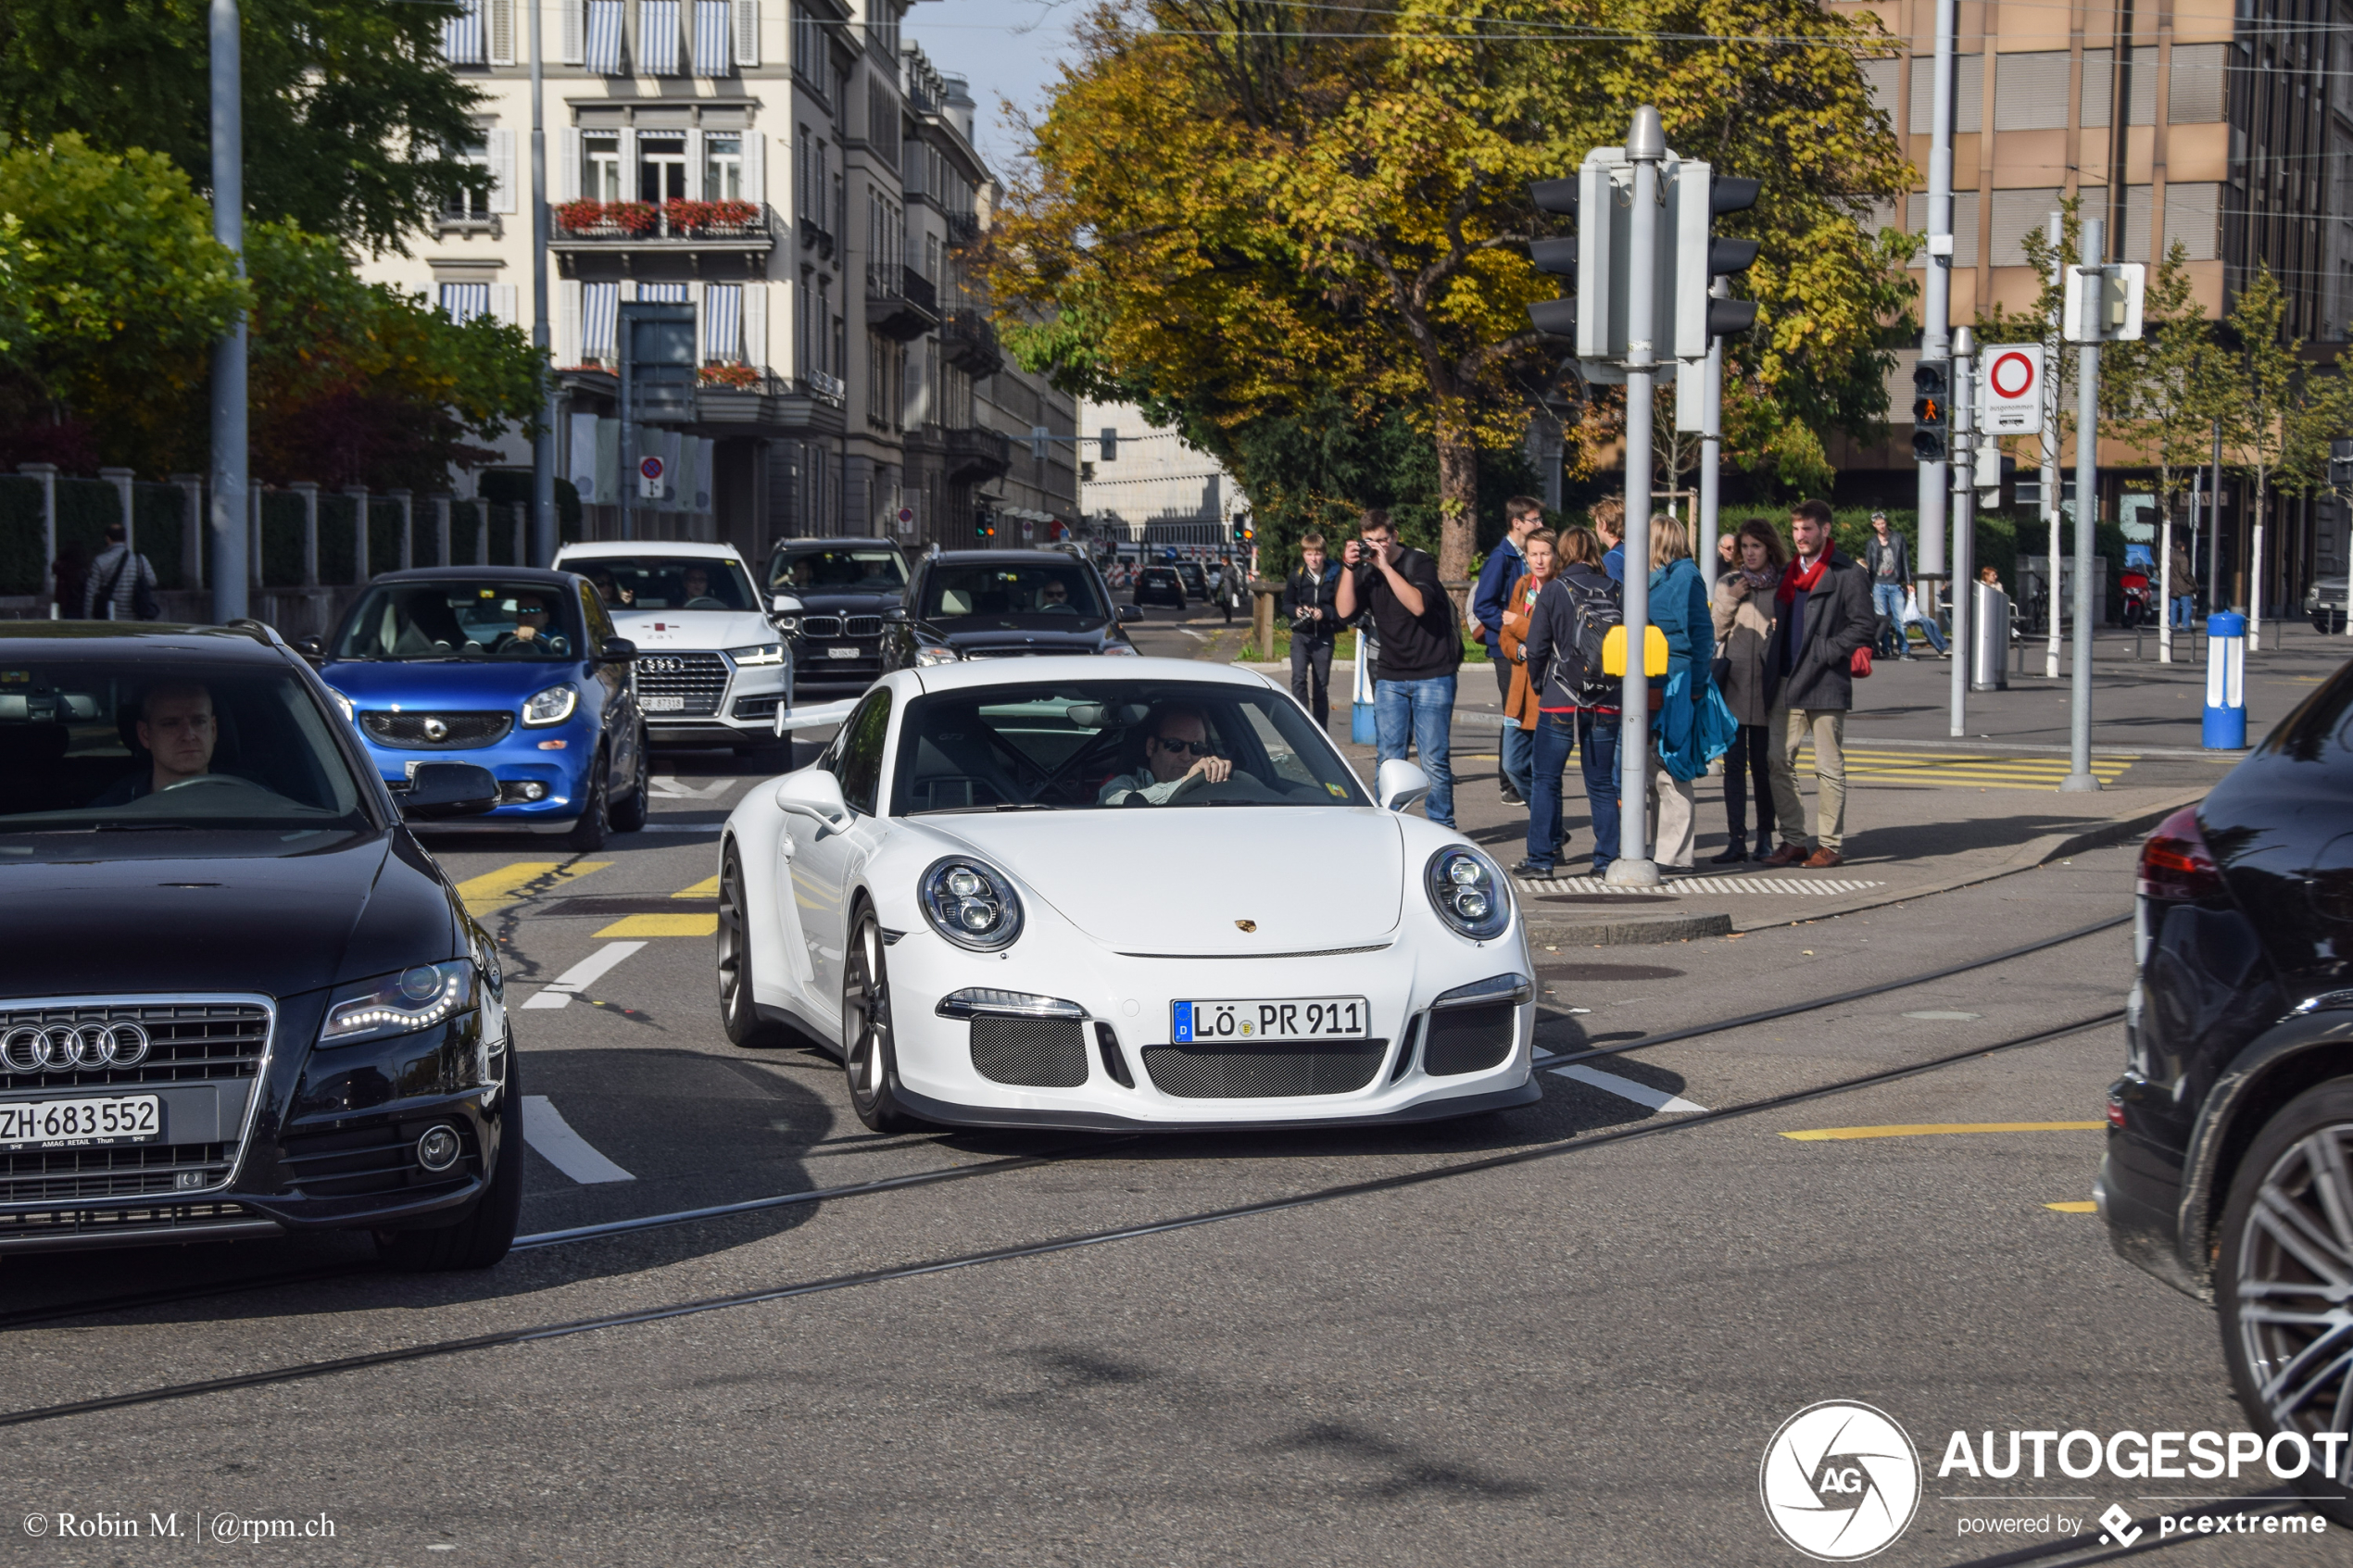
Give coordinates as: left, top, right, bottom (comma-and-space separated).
0, 660, 370, 833
891, 681, 1368, 813
335, 583, 584, 661
577, 556, 761, 611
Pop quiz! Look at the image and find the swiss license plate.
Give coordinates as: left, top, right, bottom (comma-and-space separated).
0, 1094, 161, 1149
1171, 997, 1369, 1044
826, 646, 862, 659
642, 696, 687, 712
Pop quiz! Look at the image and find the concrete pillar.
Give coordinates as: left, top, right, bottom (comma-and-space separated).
512, 503, 526, 568
344, 485, 371, 583
391, 488, 414, 571
291, 482, 320, 586
170, 474, 206, 590
249, 483, 263, 593
476, 501, 490, 566
19, 464, 57, 612
433, 494, 453, 568
98, 467, 135, 552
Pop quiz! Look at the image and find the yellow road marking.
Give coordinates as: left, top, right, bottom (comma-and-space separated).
1780, 1121, 2106, 1141
673, 875, 721, 898
595, 912, 719, 938
453, 860, 611, 918
2045, 1200, 2098, 1212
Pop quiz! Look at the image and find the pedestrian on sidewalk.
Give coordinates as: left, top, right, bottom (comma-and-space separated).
1865, 511, 1913, 660
1471, 495, 1544, 803
1283, 533, 1343, 729
1716, 532, 1738, 574
1516, 526, 1620, 877
84, 521, 160, 621
1761, 498, 1873, 870
1644, 515, 1714, 872
1709, 518, 1784, 863
1338, 509, 1460, 828
49, 541, 89, 621
2169, 541, 2199, 630
1592, 496, 1627, 583
1497, 528, 1557, 807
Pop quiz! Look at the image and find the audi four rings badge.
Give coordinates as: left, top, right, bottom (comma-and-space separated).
2, 1022, 152, 1071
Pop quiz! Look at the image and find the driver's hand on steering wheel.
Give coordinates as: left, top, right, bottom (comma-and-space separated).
1186, 754, 1232, 785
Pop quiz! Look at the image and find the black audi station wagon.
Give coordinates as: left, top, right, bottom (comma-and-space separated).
0, 621, 521, 1268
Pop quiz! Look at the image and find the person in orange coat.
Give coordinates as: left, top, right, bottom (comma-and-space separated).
1497, 528, 1557, 809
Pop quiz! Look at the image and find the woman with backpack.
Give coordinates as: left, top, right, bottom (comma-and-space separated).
1515, 526, 1622, 878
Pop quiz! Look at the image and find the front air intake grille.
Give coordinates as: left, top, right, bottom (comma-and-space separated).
635, 652, 728, 717
0, 1000, 269, 1094
1, 1143, 231, 1204
359, 711, 513, 749
732, 694, 784, 721
278, 1121, 481, 1199
1423, 1003, 1516, 1076
0, 1200, 262, 1240
1141, 1039, 1388, 1098
799, 615, 884, 639
970, 1018, 1089, 1087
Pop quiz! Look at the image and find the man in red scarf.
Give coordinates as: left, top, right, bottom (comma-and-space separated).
1760, 498, 1874, 869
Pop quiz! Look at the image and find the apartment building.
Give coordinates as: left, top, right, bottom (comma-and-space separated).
1077, 400, 1243, 556
360, 0, 1075, 570
1832, 0, 2353, 604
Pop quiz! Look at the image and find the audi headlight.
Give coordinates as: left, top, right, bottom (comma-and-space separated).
1425, 847, 1510, 940
521, 683, 578, 727
920, 857, 1024, 951
320, 960, 478, 1047
729, 642, 786, 666
913, 645, 961, 667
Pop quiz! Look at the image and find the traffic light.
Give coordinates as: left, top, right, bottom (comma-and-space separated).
1231, 515, 1248, 544
2331, 438, 2353, 493
975, 507, 996, 540
1099, 426, 1118, 462
1525, 177, 1579, 342
1667, 166, 1760, 358
1912, 360, 1951, 462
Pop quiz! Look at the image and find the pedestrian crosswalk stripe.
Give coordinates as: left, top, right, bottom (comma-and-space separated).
452, 860, 611, 918
672, 875, 721, 898
1516, 875, 1886, 897
594, 912, 719, 937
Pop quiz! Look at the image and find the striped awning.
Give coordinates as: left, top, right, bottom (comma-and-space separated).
637, 0, 680, 75
637, 282, 688, 302
693, 0, 731, 74
439, 282, 491, 323
582, 282, 620, 360
442, 0, 484, 63
703, 283, 741, 360
584, 0, 623, 74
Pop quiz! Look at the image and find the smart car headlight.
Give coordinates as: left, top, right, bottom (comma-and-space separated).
1425, 847, 1510, 940
326, 688, 355, 723
728, 642, 787, 666
521, 682, 578, 727
919, 857, 1025, 951
320, 960, 478, 1047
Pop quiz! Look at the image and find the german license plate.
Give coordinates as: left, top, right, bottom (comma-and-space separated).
642, 696, 686, 712
0, 1094, 161, 1149
826, 646, 862, 659
1171, 997, 1369, 1043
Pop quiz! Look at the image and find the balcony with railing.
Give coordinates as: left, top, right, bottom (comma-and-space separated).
866, 263, 939, 341
945, 425, 1012, 483
551, 200, 775, 251
799, 216, 837, 259
942, 309, 1002, 377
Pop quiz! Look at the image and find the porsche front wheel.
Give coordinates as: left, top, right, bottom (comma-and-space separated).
842, 908, 924, 1134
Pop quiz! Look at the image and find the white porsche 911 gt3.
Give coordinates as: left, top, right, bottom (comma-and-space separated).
713, 657, 1538, 1132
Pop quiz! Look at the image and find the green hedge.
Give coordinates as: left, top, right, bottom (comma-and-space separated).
259, 491, 306, 587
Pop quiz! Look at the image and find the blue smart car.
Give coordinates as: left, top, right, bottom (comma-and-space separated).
319, 568, 650, 850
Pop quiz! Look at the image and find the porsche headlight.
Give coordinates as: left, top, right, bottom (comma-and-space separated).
920, 857, 1024, 951
521, 682, 579, 726
1425, 847, 1509, 940
320, 960, 478, 1046
729, 642, 786, 666
913, 646, 961, 667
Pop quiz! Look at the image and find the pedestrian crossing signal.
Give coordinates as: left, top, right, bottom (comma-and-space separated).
1912, 360, 1952, 462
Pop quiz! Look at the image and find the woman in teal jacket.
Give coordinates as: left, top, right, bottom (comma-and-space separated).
1644, 516, 1718, 869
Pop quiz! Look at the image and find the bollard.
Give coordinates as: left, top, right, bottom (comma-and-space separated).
1352, 633, 1378, 745
2203, 611, 2246, 749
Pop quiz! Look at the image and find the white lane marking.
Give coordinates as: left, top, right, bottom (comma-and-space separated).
521, 1096, 635, 1184
1549, 1063, 1707, 1113
650, 777, 736, 799
520, 941, 648, 1010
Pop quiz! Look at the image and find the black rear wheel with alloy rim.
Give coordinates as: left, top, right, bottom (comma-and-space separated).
610, 728, 649, 832
2216, 1077, 2353, 1524
564, 746, 610, 852
374, 1056, 523, 1272
717, 844, 783, 1047
843, 907, 925, 1133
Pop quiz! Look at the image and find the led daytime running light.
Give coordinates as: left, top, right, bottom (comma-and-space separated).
522, 683, 579, 727
321, 960, 479, 1045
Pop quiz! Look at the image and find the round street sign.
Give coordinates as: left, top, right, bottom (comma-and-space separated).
640, 456, 665, 481
1988, 351, 2035, 401
1980, 344, 2045, 436
897, 508, 914, 523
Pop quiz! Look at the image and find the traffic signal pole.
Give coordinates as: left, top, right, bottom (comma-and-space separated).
2043, 212, 2063, 680
1697, 280, 1725, 578
528, 0, 556, 568
1947, 327, 1975, 737
2061, 217, 2104, 793
208, 0, 248, 623
1609, 105, 1665, 889
1919, 0, 1957, 611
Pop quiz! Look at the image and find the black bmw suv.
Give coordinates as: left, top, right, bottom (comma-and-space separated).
767, 537, 912, 699
2102, 654, 2353, 1510
0, 621, 521, 1268
885, 548, 1140, 671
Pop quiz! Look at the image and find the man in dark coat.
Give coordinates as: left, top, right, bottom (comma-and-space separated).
1760, 498, 1874, 869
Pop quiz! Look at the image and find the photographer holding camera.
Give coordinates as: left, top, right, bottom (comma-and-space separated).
1336, 508, 1460, 828
1282, 532, 1345, 729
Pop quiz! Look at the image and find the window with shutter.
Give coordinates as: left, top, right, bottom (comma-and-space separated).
559, 128, 582, 202
743, 131, 763, 205
488, 0, 514, 64
734, 0, 759, 67
1908, 54, 1983, 133
686, 127, 705, 199
744, 282, 766, 370
2081, 50, 2114, 129
443, 0, 485, 63
2169, 44, 2227, 123
559, 278, 583, 365
693, 0, 730, 74
2162, 183, 2221, 259
562, 0, 585, 62
491, 283, 518, 324
1993, 53, 2070, 131
639, 0, 681, 74
585, 0, 624, 73
704, 283, 743, 361
439, 282, 493, 322
1988, 188, 2061, 265
490, 129, 517, 214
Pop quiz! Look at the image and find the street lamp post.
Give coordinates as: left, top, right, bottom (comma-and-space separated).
208, 0, 248, 623
529, 0, 556, 566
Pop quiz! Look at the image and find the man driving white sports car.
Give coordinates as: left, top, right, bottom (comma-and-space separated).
1097, 703, 1239, 805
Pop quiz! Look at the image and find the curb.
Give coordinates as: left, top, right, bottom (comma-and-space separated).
1526, 909, 1735, 947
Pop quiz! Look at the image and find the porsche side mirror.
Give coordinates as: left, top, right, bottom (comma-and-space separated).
1375, 759, 1431, 813
598, 636, 636, 664
774, 768, 851, 832
400, 761, 500, 819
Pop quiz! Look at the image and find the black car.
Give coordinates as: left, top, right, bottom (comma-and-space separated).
1132, 566, 1186, 609
0, 621, 522, 1268
1174, 561, 1212, 604
2101, 656, 2353, 1512
886, 549, 1141, 670
767, 537, 912, 698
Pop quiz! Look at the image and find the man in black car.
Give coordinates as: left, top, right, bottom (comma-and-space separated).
92, 683, 218, 803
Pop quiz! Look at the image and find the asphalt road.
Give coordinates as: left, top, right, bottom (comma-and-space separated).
0, 623, 2337, 1566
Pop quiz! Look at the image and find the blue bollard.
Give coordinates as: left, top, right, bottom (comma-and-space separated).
1351, 643, 1377, 744
2203, 611, 2246, 750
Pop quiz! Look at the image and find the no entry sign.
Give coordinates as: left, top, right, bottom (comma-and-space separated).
1980, 345, 2044, 435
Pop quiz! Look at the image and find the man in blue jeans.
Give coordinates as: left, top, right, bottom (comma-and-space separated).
1337, 509, 1459, 828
